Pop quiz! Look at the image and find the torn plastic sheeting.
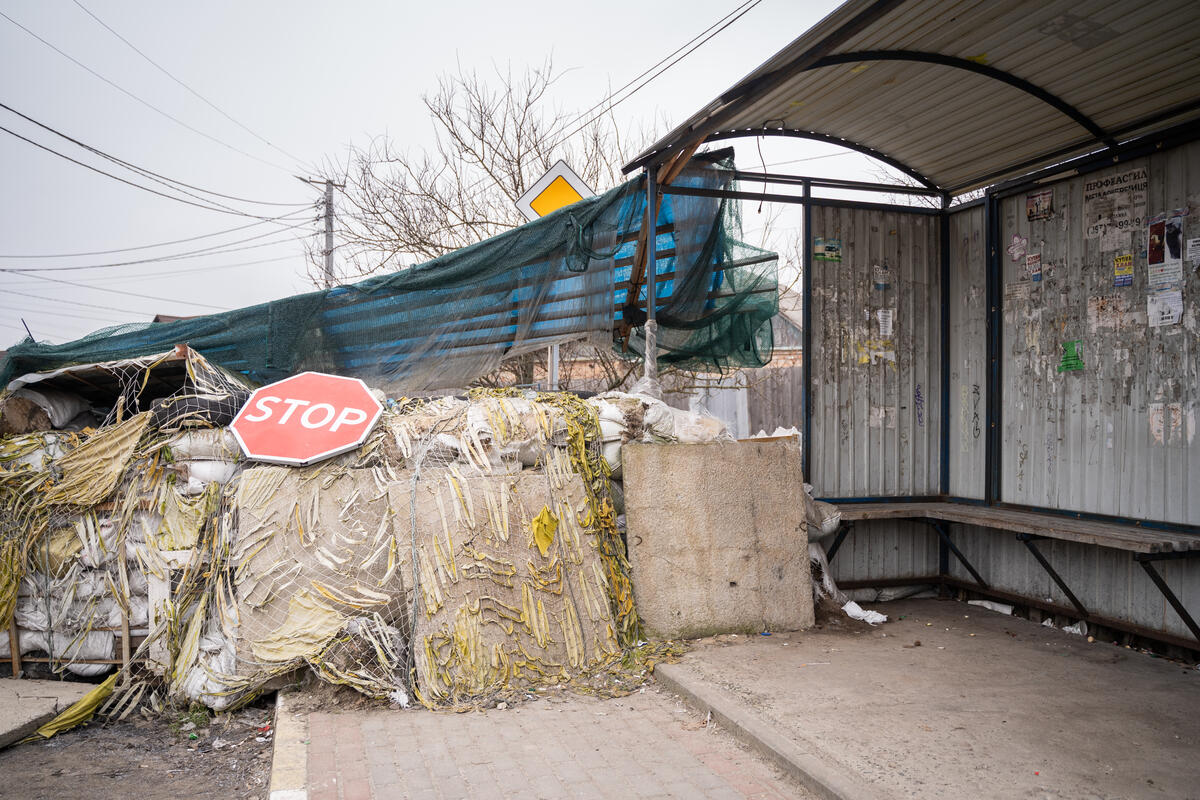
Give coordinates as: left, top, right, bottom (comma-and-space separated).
842, 600, 887, 625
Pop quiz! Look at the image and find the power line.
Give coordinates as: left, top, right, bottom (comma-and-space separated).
0, 9, 294, 175
546, 0, 764, 153
70, 0, 308, 171
0, 225, 311, 272
0, 255, 299, 289
3, 286, 187, 317
0, 101, 310, 207
0, 301, 130, 325
0, 210, 311, 258
4, 275, 230, 311
0, 123, 301, 220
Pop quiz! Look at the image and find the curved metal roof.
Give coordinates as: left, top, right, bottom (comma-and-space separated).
624, 0, 1200, 193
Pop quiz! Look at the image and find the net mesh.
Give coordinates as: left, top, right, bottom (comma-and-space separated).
0, 158, 778, 392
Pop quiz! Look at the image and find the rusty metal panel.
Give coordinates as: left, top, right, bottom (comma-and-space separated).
808, 205, 941, 498
998, 142, 1200, 525
948, 205, 988, 499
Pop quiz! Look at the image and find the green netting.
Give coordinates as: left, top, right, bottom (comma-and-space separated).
1, 157, 777, 390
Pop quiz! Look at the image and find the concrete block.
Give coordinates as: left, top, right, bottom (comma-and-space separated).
623, 441, 814, 639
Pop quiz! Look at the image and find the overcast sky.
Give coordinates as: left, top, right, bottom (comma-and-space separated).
0, 0, 883, 347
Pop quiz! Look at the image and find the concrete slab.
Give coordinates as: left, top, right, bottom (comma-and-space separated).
623, 441, 814, 638
0, 679, 91, 749
660, 598, 1200, 800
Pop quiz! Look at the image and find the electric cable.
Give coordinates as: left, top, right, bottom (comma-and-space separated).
0, 224, 312, 272
0, 101, 310, 207
0, 210, 311, 258
0, 123, 302, 220
70, 0, 308, 171
0, 9, 295, 174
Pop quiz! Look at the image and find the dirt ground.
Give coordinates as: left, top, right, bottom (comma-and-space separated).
0, 695, 276, 800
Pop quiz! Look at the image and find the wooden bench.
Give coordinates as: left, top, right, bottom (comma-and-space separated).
824, 501, 1200, 649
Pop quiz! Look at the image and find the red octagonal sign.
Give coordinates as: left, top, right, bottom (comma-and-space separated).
230, 372, 384, 466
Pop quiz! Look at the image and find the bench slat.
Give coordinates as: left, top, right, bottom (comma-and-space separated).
833, 502, 1198, 554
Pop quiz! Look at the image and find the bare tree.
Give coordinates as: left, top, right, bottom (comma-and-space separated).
309, 59, 633, 282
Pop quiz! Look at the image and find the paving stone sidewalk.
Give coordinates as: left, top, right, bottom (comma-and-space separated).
300, 685, 815, 800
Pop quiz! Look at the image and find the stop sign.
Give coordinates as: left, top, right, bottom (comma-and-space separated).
230, 372, 384, 466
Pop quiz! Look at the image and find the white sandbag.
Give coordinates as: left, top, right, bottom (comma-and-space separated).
173, 460, 239, 495
13, 387, 90, 429
167, 429, 240, 461
812, 500, 842, 536
78, 518, 120, 568
968, 599, 1014, 615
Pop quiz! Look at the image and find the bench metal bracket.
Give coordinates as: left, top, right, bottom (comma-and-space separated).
1134, 550, 1200, 642
825, 522, 853, 564
1016, 534, 1089, 619
928, 520, 988, 589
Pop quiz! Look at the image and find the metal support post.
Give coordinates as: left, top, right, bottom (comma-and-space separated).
643, 165, 659, 382
938, 194, 951, 495
937, 531, 951, 597
928, 520, 988, 588
983, 191, 1002, 504
1017, 534, 1088, 619
801, 179, 812, 479
1135, 552, 1200, 642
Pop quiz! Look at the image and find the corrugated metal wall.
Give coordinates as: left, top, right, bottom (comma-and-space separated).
828, 521, 939, 585
999, 143, 1200, 525
948, 205, 988, 499
808, 205, 941, 497
746, 366, 805, 436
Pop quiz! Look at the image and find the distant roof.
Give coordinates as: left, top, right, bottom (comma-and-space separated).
625, 0, 1200, 193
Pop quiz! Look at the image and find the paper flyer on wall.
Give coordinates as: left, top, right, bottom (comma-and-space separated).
1113, 253, 1133, 287
1146, 288, 1184, 327
1147, 210, 1185, 286
1084, 167, 1147, 240
876, 308, 894, 337
1026, 189, 1052, 221
1188, 237, 1200, 268
1025, 252, 1042, 282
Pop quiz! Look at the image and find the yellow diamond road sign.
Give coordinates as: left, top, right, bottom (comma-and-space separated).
516, 160, 595, 222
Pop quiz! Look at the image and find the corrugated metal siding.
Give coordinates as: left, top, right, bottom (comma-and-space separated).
948, 205, 987, 499
946, 525, 1200, 641
828, 521, 939, 585
746, 366, 805, 437
630, 0, 1200, 192
808, 206, 941, 497
999, 142, 1200, 525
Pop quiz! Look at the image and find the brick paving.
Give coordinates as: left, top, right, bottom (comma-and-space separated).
303, 685, 814, 799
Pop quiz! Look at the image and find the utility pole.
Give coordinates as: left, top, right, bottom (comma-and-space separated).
297, 177, 345, 288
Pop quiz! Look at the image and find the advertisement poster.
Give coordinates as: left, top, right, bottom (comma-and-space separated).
1188, 237, 1200, 268
1057, 340, 1084, 373
1113, 253, 1134, 287
876, 308, 894, 337
813, 237, 842, 261
872, 264, 891, 290
1026, 189, 1053, 221
1147, 288, 1184, 327
1147, 211, 1184, 286
1084, 167, 1148, 239
1026, 252, 1042, 282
